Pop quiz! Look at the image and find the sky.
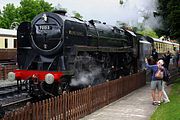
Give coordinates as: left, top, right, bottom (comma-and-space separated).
0, 0, 160, 28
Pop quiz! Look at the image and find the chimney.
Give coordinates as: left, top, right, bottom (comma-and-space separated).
53, 10, 67, 15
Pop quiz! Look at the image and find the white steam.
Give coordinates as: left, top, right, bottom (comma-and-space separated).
55, 0, 162, 29
117, 0, 162, 29
70, 67, 102, 86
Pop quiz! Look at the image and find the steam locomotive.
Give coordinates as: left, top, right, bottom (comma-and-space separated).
8, 10, 140, 97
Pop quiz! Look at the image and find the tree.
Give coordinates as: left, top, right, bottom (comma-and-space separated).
0, 4, 18, 29
157, 0, 180, 42
72, 11, 83, 19
167, 0, 180, 40
18, 0, 54, 22
137, 28, 159, 38
0, 0, 54, 29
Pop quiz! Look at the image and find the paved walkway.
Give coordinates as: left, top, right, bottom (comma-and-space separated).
81, 84, 160, 120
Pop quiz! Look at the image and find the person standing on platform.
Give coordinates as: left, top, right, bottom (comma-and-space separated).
175, 50, 180, 70
151, 49, 158, 63
145, 58, 163, 106
162, 67, 170, 103
162, 54, 167, 67
165, 51, 172, 70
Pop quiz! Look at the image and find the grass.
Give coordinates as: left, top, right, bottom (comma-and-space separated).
150, 78, 180, 120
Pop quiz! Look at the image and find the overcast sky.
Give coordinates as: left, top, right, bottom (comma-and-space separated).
0, 0, 158, 27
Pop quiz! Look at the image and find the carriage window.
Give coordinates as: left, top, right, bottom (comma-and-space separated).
168, 44, 170, 51
154, 43, 156, 49
155, 42, 157, 50
160, 43, 161, 52
160, 43, 162, 52
160, 43, 163, 52
165, 44, 167, 51
158, 43, 160, 52
5, 39, 8, 48
14, 39, 17, 48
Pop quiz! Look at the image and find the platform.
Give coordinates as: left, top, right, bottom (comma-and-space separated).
81, 84, 159, 120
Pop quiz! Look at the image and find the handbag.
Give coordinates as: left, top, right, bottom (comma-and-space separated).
155, 69, 164, 79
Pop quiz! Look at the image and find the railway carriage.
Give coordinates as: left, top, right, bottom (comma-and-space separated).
137, 36, 180, 69
153, 38, 178, 57
0, 28, 17, 62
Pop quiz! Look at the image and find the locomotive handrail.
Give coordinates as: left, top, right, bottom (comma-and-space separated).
87, 34, 128, 41
18, 47, 32, 49
75, 45, 133, 53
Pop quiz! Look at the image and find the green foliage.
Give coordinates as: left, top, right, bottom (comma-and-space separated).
0, 0, 53, 29
157, 0, 180, 41
116, 21, 159, 38
167, 1, 180, 40
150, 79, 180, 120
137, 28, 159, 38
18, 0, 53, 22
116, 22, 128, 28
72, 11, 83, 19
0, 4, 18, 29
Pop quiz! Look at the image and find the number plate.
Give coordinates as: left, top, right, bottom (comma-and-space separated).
39, 25, 52, 30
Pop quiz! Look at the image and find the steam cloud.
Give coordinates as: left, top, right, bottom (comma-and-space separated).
70, 67, 102, 86
117, 0, 162, 29
70, 55, 105, 87
55, 0, 162, 29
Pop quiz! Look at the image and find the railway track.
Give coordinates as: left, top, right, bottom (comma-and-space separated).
0, 84, 28, 102
0, 82, 32, 118
0, 97, 32, 119
1, 97, 31, 113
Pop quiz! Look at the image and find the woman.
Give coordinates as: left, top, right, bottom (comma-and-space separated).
145, 58, 164, 105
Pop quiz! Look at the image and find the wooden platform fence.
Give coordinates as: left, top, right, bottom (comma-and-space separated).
2, 71, 146, 120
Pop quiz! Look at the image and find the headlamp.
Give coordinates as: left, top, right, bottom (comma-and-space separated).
45, 73, 54, 84
8, 72, 15, 81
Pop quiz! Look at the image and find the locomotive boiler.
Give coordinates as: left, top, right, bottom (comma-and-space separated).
8, 10, 139, 97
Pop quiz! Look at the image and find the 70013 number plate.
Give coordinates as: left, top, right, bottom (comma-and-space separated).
39, 25, 52, 30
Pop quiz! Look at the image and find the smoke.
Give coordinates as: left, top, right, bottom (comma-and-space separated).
69, 55, 105, 87
70, 67, 102, 86
117, 0, 162, 29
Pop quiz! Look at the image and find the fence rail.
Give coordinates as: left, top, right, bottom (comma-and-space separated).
2, 71, 146, 120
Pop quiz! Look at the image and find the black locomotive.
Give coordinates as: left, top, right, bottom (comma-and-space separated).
9, 10, 139, 97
